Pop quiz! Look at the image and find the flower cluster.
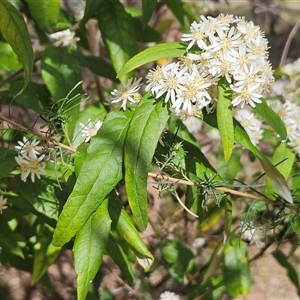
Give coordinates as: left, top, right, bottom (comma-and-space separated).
268, 58, 300, 156
15, 137, 46, 182
159, 291, 180, 300
144, 14, 273, 117
49, 29, 80, 49
235, 108, 263, 146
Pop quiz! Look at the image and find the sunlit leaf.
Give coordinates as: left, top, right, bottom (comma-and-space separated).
74, 199, 111, 300
217, 77, 234, 161
53, 110, 132, 247
0, 0, 34, 95
223, 236, 251, 297
25, 0, 60, 33
117, 42, 187, 78
124, 94, 169, 230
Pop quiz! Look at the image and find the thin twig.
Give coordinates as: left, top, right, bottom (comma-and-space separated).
173, 190, 198, 218
279, 16, 300, 67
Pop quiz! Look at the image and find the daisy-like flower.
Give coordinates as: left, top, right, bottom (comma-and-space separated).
79, 119, 103, 142
0, 195, 8, 214
15, 136, 43, 157
49, 29, 80, 48
231, 83, 263, 108
15, 153, 46, 183
235, 108, 263, 145
159, 291, 180, 300
111, 77, 142, 110
150, 62, 189, 104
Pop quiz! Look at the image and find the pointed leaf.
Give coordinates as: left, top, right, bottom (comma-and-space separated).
0, 216, 24, 258
96, 0, 137, 83
106, 235, 134, 285
162, 0, 185, 26
124, 94, 169, 230
73, 52, 118, 82
25, 0, 60, 33
0, 0, 34, 95
32, 226, 61, 284
0, 147, 17, 179
74, 199, 112, 300
117, 42, 187, 78
217, 77, 234, 161
108, 196, 154, 271
53, 110, 132, 247
254, 98, 287, 140
142, 0, 158, 27
273, 249, 300, 296
203, 111, 293, 203
223, 236, 251, 297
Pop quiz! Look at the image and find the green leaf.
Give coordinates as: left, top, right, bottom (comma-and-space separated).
124, 94, 169, 230
223, 236, 251, 297
265, 143, 295, 199
273, 250, 300, 296
73, 52, 118, 82
0, 147, 17, 179
0, 0, 34, 95
217, 77, 234, 161
203, 111, 293, 203
0, 41, 21, 71
74, 143, 88, 177
25, 0, 60, 33
133, 18, 161, 43
80, 0, 101, 27
0, 216, 24, 258
108, 195, 154, 271
117, 42, 187, 78
52, 110, 132, 247
142, 0, 158, 28
41, 47, 82, 142
73, 199, 112, 300
96, 0, 137, 83
162, 0, 185, 26
106, 235, 134, 285
32, 225, 61, 284
254, 98, 287, 140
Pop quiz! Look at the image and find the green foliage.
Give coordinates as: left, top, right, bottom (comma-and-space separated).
1, 1, 300, 299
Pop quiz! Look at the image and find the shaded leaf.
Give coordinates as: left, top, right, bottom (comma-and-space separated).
108, 195, 154, 271
0, 216, 24, 258
106, 235, 134, 285
117, 42, 187, 78
273, 250, 300, 296
254, 98, 287, 140
133, 18, 161, 43
53, 110, 132, 247
96, 0, 137, 83
0, 147, 17, 179
0, 0, 34, 94
142, 0, 158, 27
32, 225, 61, 284
124, 94, 169, 230
162, 0, 185, 26
74, 199, 111, 300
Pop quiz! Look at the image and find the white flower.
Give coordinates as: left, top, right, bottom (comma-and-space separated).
231, 83, 263, 108
150, 62, 189, 104
0, 195, 8, 214
159, 291, 180, 300
15, 137, 43, 157
111, 77, 142, 110
15, 153, 46, 183
235, 108, 263, 145
79, 119, 103, 142
49, 29, 80, 48
182, 116, 203, 134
